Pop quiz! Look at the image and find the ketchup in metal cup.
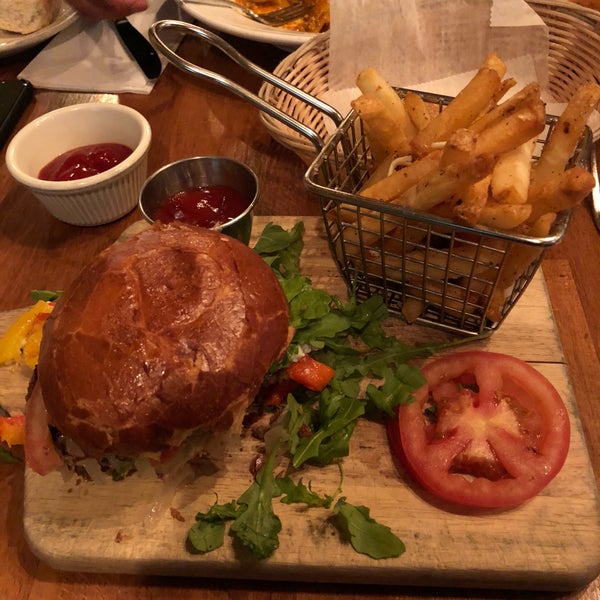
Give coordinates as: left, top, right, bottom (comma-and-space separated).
153, 185, 249, 229
38, 143, 133, 181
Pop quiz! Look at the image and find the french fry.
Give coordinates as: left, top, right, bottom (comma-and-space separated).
401, 242, 504, 283
341, 209, 424, 258
340, 152, 442, 258
527, 166, 596, 223
356, 67, 416, 141
490, 138, 536, 204
406, 279, 485, 320
453, 176, 490, 226
411, 63, 503, 156
361, 152, 400, 189
483, 51, 507, 78
381, 225, 428, 256
403, 91, 433, 131
439, 128, 478, 168
477, 201, 532, 230
362, 121, 389, 164
532, 82, 600, 183
402, 297, 425, 323
489, 77, 517, 107
343, 201, 456, 266
474, 98, 546, 157
470, 82, 541, 134
360, 150, 441, 203
485, 213, 554, 321
351, 93, 411, 157
397, 153, 496, 212
339, 212, 407, 262
381, 202, 459, 256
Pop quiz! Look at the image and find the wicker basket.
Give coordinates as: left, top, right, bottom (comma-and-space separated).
258, 0, 600, 163
259, 32, 332, 164
527, 0, 600, 102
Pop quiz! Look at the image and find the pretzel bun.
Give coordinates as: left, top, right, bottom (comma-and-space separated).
37, 222, 290, 459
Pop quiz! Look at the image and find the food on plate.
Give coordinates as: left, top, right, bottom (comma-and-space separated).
26, 221, 291, 478
235, 0, 330, 32
5, 221, 443, 560
1, 222, 572, 561
567, 0, 600, 9
0, 299, 55, 369
347, 54, 599, 324
185, 221, 446, 560
0, 0, 61, 34
0, 415, 25, 462
285, 353, 335, 391
153, 184, 250, 229
0, 415, 25, 447
387, 351, 570, 508
532, 82, 600, 184
38, 142, 134, 181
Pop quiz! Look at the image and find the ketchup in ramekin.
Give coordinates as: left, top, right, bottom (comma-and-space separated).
153, 185, 249, 229
38, 143, 133, 182
139, 157, 258, 245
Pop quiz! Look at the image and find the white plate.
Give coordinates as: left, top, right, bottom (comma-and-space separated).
177, 1, 315, 48
0, 2, 79, 58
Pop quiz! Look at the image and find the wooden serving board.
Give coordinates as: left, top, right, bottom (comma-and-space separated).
2, 217, 600, 591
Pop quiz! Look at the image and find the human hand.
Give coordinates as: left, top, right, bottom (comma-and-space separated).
66, 0, 149, 20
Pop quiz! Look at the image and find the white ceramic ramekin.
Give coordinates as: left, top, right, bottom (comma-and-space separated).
6, 102, 152, 226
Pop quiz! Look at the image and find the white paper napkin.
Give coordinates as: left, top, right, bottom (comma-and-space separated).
326, 0, 548, 106
324, 0, 599, 140
19, 0, 189, 94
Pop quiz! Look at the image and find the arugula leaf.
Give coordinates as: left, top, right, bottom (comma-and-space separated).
286, 394, 313, 456
0, 446, 19, 463
108, 457, 136, 481
188, 501, 242, 554
30, 290, 62, 302
287, 385, 365, 468
276, 477, 334, 508
331, 498, 405, 559
229, 445, 283, 559
188, 447, 284, 559
253, 221, 304, 280
188, 520, 227, 554
365, 364, 427, 417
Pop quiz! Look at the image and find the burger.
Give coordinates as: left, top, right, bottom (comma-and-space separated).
24, 221, 291, 481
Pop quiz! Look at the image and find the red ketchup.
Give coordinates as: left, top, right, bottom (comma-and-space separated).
153, 185, 249, 229
38, 143, 133, 181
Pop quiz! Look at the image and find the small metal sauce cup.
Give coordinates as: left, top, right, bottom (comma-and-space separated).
139, 156, 258, 244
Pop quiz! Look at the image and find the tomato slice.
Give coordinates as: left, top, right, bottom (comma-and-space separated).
387, 351, 570, 508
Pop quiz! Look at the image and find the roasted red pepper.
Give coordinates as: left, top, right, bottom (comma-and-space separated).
286, 355, 335, 392
0, 415, 26, 447
263, 379, 299, 408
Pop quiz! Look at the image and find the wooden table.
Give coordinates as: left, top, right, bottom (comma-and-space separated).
1, 31, 599, 600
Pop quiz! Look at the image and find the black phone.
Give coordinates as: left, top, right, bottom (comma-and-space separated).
0, 79, 33, 149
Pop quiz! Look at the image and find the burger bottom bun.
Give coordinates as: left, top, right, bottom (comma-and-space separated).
37, 222, 291, 458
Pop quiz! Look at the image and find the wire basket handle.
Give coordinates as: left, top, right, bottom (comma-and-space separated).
149, 20, 343, 153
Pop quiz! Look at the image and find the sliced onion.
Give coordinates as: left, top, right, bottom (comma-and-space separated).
24, 384, 63, 475
143, 462, 195, 528
79, 458, 107, 484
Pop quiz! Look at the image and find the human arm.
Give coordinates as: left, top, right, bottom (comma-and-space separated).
66, 0, 148, 20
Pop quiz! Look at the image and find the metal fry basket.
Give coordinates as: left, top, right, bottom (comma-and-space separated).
149, 20, 595, 337
304, 91, 593, 336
